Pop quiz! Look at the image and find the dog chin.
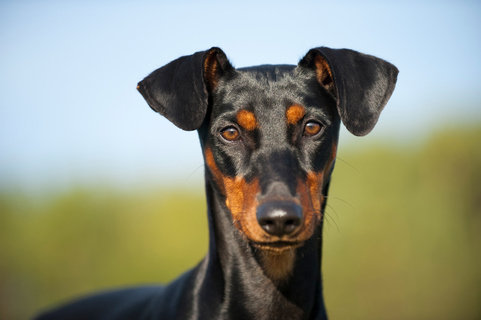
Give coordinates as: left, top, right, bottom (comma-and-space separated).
252, 241, 303, 254
254, 244, 300, 282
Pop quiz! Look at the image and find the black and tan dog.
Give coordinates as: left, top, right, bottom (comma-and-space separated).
36, 47, 398, 320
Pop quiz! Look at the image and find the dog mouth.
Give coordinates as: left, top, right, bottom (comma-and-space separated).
252, 240, 303, 252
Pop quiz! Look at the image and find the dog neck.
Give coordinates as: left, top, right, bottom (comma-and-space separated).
192, 181, 328, 320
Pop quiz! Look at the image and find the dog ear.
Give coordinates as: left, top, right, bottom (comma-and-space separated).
298, 47, 398, 136
137, 47, 233, 131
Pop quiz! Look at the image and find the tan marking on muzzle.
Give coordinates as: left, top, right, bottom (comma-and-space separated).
295, 171, 324, 239
294, 143, 338, 240
204, 148, 265, 241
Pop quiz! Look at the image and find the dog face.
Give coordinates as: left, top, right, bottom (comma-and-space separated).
137, 47, 398, 255
202, 64, 341, 251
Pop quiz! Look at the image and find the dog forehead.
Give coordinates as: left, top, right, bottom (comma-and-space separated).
213, 65, 308, 118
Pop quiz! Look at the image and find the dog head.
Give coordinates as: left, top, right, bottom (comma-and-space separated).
138, 47, 398, 277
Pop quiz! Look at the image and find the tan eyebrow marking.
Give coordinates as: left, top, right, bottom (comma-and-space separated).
286, 105, 306, 125
236, 110, 257, 130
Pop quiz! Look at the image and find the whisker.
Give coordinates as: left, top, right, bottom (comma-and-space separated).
336, 157, 358, 172
324, 210, 340, 233
325, 202, 337, 217
325, 196, 356, 210
185, 164, 205, 182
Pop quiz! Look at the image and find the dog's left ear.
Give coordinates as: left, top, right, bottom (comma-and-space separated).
137, 47, 233, 131
298, 47, 398, 136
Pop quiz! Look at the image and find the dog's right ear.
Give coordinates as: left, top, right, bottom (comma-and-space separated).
137, 47, 233, 131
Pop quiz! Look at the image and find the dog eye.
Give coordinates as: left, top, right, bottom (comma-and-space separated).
220, 127, 240, 141
303, 121, 322, 137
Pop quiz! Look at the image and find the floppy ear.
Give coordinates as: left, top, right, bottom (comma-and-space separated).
137, 47, 233, 131
298, 47, 398, 136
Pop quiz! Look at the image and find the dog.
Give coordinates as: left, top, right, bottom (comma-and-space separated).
35, 46, 398, 320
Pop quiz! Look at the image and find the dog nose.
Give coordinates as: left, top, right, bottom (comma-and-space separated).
256, 202, 303, 237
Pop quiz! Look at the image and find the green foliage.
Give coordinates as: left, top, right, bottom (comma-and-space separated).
1, 128, 480, 320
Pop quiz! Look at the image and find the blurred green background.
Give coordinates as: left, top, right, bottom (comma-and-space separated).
1, 127, 480, 320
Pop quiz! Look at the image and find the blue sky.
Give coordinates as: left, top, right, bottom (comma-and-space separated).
1, 0, 480, 191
